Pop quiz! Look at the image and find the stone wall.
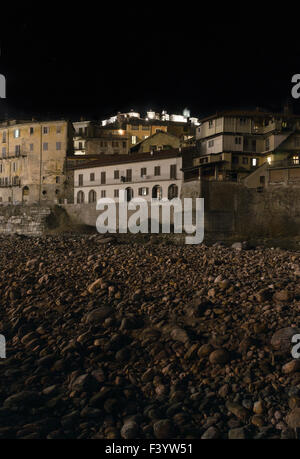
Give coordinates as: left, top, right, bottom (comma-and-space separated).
0, 205, 51, 235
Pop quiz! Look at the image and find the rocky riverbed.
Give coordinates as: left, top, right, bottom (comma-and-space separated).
1, 234, 300, 439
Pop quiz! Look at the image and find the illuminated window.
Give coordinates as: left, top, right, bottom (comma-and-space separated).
252, 158, 257, 166
293, 155, 300, 165
132, 136, 137, 144
14, 129, 20, 138
267, 156, 272, 164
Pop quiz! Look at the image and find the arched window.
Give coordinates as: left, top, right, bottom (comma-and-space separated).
152, 185, 162, 200
88, 190, 97, 203
77, 190, 85, 204
125, 187, 134, 202
168, 184, 178, 199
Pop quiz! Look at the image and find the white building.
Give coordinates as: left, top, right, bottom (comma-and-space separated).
73, 150, 182, 204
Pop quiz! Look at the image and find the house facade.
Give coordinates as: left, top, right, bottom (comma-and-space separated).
73, 150, 182, 204
185, 108, 300, 183
0, 120, 74, 204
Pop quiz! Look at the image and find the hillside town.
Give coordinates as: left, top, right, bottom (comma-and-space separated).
0, 105, 299, 212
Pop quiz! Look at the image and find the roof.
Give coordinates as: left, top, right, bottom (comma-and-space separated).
130, 130, 180, 151
69, 149, 181, 170
199, 109, 300, 123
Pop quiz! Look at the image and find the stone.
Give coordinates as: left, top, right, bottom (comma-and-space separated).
209, 349, 230, 365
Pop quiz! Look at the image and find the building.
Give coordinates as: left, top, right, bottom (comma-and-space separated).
184, 108, 300, 183
100, 109, 198, 149
130, 131, 181, 154
73, 150, 182, 204
0, 120, 74, 204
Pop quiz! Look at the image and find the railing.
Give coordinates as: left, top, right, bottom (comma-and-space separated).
268, 159, 300, 168
76, 174, 180, 187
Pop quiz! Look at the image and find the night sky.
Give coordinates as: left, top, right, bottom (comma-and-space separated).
0, 3, 299, 120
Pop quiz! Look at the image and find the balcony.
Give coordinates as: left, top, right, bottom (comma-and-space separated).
268, 158, 300, 169
76, 174, 179, 187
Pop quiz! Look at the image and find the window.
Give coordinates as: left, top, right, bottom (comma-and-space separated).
30, 127, 34, 135
56, 126, 62, 134
142, 125, 149, 131
131, 125, 139, 130
240, 118, 247, 124
295, 138, 300, 148
168, 184, 178, 199
267, 156, 272, 164
77, 191, 85, 204
122, 142, 126, 149
114, 170, 119, 180
43, 143, 48, 151
170, 164, 177, 179
13, 162, 16, 172
154, 166, 161, 176
89, 190, 97, 203
242, 157, 248, 165
114, 189, 119, 198
0, 164, 2, 173
78, 174, 83, 186
101, 190, 106, 198
252, 158, 257, 166
131, 136, 137, 145
126, 169, 132, 182
15, 145, 21, 156
208, 140, 214, 148
141, 167, 147, 177
43, 127, 49, 134
14, 129, 20, 138
138, 187, 149, 196
56, 142, 61, 150
265, 138, 270, 151
232, 156, 239, 164
293, 155, 300, 165
101, 171, 106, 184
112, 141, 119, 147
30, 143, 34, 152
208, 120, 213, 128
235, 137, 242, 145
90, 173, 95, 182
2, 147, 6, 157
56, 176, 60, 184
2, 132, 6, 143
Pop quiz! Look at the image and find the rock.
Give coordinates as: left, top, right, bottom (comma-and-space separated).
201, 426, 220, 439
273, 290, 292, 302
170, 327, 189, 344
271, 327, 300, 352
153, 419, 174, 439
226, 401, 248, 420
231, 242, 243, 251
287, 408, 300, 429
282, 360, 300, 374
253, 400, 264, 415
83, 306, 113, 324
228, 427, 246, 439
198, 344, 214, 358
121, 421, 139, 439
209, 349, 230, 365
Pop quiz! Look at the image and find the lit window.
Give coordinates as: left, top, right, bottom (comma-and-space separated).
14, 129, 20, 138
252, 158, 257, 166
132, 136, 137, 145
267, 156, 272, 164
293, 155, 300, 165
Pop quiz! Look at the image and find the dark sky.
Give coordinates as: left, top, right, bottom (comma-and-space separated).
0, 3, 300, 120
